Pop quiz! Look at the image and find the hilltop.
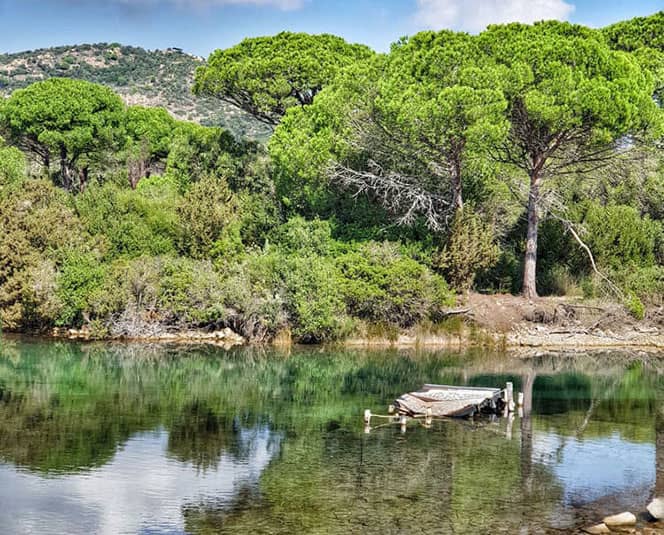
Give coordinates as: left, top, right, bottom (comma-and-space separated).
0, 43, 271, 140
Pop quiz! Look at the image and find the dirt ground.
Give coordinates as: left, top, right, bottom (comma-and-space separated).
459, 293, 664, 350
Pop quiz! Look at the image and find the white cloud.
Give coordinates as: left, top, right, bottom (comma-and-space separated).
414, 0, 576, 33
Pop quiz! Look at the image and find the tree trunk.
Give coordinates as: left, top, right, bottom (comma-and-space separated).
59, 145, 72, 192
522, 170, 540, 299
79, 166, 89, 192
520, 370, 536, 495
452, 159, 464, 212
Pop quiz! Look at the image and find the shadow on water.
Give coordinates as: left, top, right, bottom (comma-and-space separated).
1, 337, 664, 533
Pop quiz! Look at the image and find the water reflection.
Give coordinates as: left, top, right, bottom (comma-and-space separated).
0, 427, 278, 535
0, 338, 664, 533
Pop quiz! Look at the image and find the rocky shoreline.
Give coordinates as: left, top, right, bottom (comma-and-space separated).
34, 324, 664, 351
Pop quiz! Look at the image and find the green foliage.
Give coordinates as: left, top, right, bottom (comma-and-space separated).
626, 292, 646, 320
603, 11, 664, 52
55, 251, 106, 327
90, 256, 226, 330
194, 32, 374, 124
603, 12, 664, 100
582, 203, 660, 270
437, 210, 500, 291
336, 242, 454, 327
164, 121, 237, 190
281, 254, 351, 343
177, 175, 236, 259
0, 139, 26, 184
75, 178, 179, 259
1, 78, 125, 190
270, 216, 334, 256
0, 179, 89, 330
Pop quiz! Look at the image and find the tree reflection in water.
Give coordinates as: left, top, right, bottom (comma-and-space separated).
0, 339, 662, 533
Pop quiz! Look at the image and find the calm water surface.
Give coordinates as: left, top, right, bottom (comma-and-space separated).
0, 337, 663, 534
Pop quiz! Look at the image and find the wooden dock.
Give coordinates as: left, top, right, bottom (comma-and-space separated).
394, 384, 505, 418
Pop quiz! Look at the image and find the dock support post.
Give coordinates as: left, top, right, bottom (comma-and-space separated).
399, 414, 407, 433
425, 408, 432, 427
363, 409, 372, 426
506, 411, 515, 439
506, 382, 515, 412
517, 392, 524, 407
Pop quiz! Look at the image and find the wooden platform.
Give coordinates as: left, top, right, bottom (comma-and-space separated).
394, 384, 504, 418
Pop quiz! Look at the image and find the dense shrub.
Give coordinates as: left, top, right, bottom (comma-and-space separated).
436, 210, 499, 291
0, 179, 90, 330
336, 242, 455, 326
582, 203, 661, 270
76, 179, 178, 259
55, 251, 107, 327
280, 254, 351, 343
90, 256, 227, 335
270, 216, 335, 256
0, 140, 26, 184
176, 174, 236, 259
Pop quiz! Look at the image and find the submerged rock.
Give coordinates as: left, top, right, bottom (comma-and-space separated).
648, 498, 664, 520
582, 523, 610, 534
603, 512, 637, 527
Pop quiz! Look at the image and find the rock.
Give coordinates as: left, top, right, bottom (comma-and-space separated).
603, 512, 637, 527
582, 523, 611, 534
649, 498, 664, 520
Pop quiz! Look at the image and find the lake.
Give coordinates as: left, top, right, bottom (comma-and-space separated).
0, 337, 662, 534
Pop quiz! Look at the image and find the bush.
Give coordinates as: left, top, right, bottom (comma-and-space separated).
55, 251, 107, 327
281, 254, 351, 343
626, 293, 646, 320
76, 180, 178, 259
90, 256, 227, 334
436, 210, 499, 291
336, 242, 454, 327
177, 174, 236, 259
0, 141, 26, 184
218, 252, 288, 342
582, 203, 660, 270
270, 216, 335, 256
618, 265, 664, 305
0, 179, 90, 330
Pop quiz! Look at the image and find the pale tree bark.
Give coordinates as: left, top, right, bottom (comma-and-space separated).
522, 171, 541, 299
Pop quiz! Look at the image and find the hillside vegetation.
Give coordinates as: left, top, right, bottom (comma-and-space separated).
0, 16, 663, 344
0, 43, 270, 139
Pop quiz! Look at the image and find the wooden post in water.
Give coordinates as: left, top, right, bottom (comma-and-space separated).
506, 382, 515, 412
517, 392, 524, 407
425, 407, 433, 427
399, 414, 407, 433
363, 409, 371, 426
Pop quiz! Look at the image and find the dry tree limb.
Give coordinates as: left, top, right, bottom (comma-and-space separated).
548, 212, 624, 300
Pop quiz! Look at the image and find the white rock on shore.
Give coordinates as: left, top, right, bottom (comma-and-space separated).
602, 511, 637, 527
648, 497, 664, 520
582, 524, 610, 535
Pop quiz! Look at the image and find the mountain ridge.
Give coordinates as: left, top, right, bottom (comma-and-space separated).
0, 42, 270, 140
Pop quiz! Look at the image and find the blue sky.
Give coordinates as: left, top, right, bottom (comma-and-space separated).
0, 0, 661, 57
